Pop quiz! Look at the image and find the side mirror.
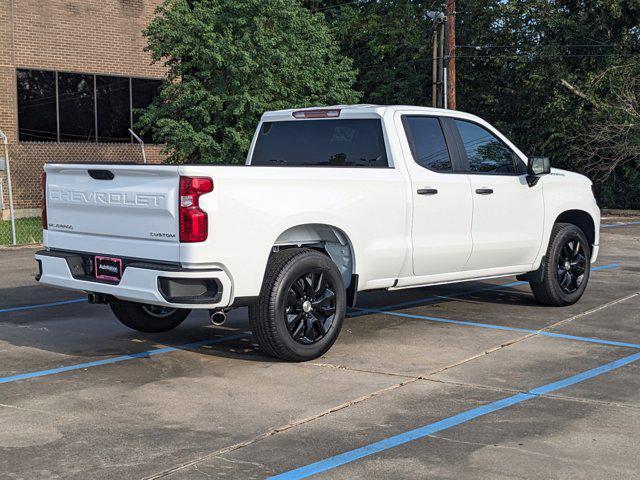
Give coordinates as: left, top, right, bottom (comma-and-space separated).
526, 156, 550, 187
527, 156, 550, 176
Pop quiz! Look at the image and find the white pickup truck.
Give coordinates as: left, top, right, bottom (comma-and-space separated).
36, 105, 600, 361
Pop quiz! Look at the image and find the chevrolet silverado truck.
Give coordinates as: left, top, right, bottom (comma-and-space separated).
36, 105, 600, 361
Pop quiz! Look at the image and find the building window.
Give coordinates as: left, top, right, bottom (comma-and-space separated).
16, 68, 162, 143
58, 72, 95, 142
97, 75, 131, 142
16, 69, 57, 141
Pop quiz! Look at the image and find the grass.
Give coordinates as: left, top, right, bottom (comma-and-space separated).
0, 217, 43, 246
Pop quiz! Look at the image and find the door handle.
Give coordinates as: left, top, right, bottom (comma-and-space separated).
417, 188, 438, 195
475, 188, 494, 195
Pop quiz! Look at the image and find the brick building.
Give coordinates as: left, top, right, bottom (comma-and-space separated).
0, 0, 167, 220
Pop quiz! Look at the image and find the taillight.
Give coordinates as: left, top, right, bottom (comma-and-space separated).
42, 172, 47, 230
179, 176, 213, 242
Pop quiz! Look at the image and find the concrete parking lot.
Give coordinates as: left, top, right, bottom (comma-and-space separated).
1, 219, 639, 480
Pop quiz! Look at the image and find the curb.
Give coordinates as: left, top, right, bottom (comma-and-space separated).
602, 209, 640, 217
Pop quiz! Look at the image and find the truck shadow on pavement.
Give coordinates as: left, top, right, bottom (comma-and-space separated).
0, 280, 549, 367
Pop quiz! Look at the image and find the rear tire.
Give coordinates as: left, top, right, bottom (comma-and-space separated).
110, 300, 191, 333
249, 248, 346, 362
530, 223, 591, 306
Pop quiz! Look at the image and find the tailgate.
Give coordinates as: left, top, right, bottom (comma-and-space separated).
44, 164, 181, 260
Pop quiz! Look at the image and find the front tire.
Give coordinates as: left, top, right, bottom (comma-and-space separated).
249, 248, 346, 362
110, 300, 191, 333
530, 223, 591, 306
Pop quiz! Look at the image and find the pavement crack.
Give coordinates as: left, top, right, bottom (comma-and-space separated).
419, 290, 640, 382
305, 361, 417, 380
423, 378, 640, 410
192, 465, 213, 477
217, 455, 273, 472
540, 291, 639, 335
141, 377, 420, 480
144, 290, 640, 479
533, 392, 640, 410
0, 402, 55, 415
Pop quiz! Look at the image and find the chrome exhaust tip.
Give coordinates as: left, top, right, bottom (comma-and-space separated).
209, 310, 227, 326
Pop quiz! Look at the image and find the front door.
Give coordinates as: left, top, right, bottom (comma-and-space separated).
451, 118, 544, 271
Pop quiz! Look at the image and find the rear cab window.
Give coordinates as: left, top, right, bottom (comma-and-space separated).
250, 119, 389, 167
401, 116, 453, 172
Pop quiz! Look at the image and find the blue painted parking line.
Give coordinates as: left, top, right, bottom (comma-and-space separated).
349, 263, 621, 316
352, 308, 640, 350
591, 262, 622, 271
0, 333, 250, 385
268, 350, 640, 479
602, 221, 640, 228
0, 298, 85, 314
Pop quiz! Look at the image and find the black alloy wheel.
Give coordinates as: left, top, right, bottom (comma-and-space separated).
248, 248, 347, 361
110, 300, 191, 332
529, 222, 591, 307
141, 305, 179, 318
556, 238, 587, 294
285, 270, 337, 345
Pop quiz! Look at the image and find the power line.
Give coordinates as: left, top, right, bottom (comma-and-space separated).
310, 1, 361, 12
455, 44, 619, 49
456, 52, 638, 59
310, 0, 450, 13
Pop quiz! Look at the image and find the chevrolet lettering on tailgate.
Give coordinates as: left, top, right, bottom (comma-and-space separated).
48, 189, 165, 208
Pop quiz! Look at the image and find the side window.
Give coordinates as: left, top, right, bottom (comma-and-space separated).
454, 120, 519, 174
402, 116, 452, 172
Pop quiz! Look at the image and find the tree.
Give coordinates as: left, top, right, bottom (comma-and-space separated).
562, 62, 640, 208
320, 0, 640, 207
327, 1, 435, 106
563, 64, 640, 180
139, 0, 360, 164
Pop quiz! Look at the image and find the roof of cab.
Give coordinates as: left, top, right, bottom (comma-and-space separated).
261, 104, 469, 122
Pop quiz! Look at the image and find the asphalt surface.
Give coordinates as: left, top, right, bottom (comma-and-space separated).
0, 218, 639, 479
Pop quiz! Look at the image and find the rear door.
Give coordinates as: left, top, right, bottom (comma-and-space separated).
450, 119, 544, 271
395, 112, 473, 276
45, 164, 181, 261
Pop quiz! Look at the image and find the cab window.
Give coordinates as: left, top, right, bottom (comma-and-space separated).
402, 116, 453, 172
454, 120, 520, 174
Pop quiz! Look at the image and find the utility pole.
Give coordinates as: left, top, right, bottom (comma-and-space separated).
437, 20, 445, 108
427, 11, 446, 108
431, 29, 438, 107
446, 0, 456, 110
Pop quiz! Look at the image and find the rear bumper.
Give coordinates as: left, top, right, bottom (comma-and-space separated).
35, 250, 233, 309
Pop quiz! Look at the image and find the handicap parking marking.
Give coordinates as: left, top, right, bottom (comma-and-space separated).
0, 333, 250, 385
268, 350, 640, 480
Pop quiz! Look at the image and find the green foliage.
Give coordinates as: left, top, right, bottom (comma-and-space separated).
323, 0, 640, 207
139, 0, 640, 207
327, 1, 434, 106
140, 0, 360, 164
